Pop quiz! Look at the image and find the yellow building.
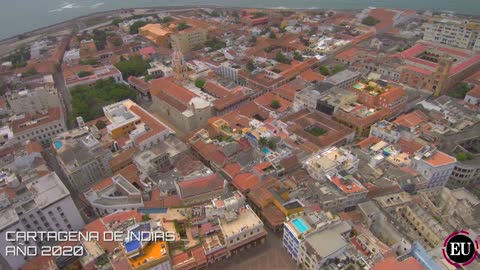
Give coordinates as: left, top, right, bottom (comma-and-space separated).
139, 24, 172, 47
171, 27, 208, 54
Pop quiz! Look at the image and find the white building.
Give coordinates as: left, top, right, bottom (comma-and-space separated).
103, 99, 173, 151
0, 172, 85, 270
63, 48, 80, 63
54, 127, 113, 192
369, 120, 403, 144
64, 65, 123, 90
218, 205, 267, 256
84, 174, 143, 216
297, 221, 352, 270
423, 19, 480, 51
412, 146, 457, 188
305, 147, 359, 180
283, 210, 340, 263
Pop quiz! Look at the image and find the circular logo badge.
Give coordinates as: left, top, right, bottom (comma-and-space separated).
443, 231, 479, 267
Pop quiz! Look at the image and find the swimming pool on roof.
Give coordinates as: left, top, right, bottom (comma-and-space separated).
291, 218, 310, 234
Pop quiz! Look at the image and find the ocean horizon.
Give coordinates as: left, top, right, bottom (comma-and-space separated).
0, 0, 479, 39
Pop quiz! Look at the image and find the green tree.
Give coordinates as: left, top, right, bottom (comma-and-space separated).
161, 17, 172, 24
130, 21, 147, 34
319, 65, 330, 76
142, 214, 150, 222
331, 65, 345, 74
79, 58, 99, 66
293, 51, 304, 61
177, 22, 190, 31
22, 67, 38, 77
114, 55, 150, 79
275, 51, 291, 64
269, 31, 277, 39
111, 37, 123, 47
195, 79, 205, 89
270, 100, 281, 109
267, 139, 276, 150
362, 16, 380, 26
258, 137, 268, 147
70, 78, 137, 122
78, 71, 93, 78
4, 46, 30, 68
249, 35, 257, 45
111, 18, 123, 26
205, 37, 227, 52
456, 152, 474, 161
450, 82, 473, 99
92, 30, 107, 50
252, 12, 267, 18
95, 120, 107, 129
246, 61, 255, 72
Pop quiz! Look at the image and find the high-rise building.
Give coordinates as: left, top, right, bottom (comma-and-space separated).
423, 19, 480, 51
53, 127, 113, 192
0, 172, 85, 270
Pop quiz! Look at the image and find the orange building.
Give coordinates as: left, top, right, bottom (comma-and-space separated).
139, 24, 172, 47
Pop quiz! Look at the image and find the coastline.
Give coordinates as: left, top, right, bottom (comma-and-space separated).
0, 4, 475, 56
2, 5, 370, 44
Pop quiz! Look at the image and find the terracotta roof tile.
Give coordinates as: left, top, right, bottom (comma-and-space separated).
424, 151, 456, 167
150, 77, 197, 104
232, 173, 260, 193
177, 174, 224, 199
371, 256, 424, 270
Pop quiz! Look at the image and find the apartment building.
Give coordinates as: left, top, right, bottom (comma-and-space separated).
171, 27, 208, 54
0, 172, 85, 270
53, 127, 113, 192
423, 19, 480, 51
218, 205, 268, 257
283, 210, 340, 263
411, 146, 456, 188
10, 107, 66, 145
297, 221, 352, 270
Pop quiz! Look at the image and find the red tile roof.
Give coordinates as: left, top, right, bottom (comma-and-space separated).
371, 256, 424, 270
253, 161, 273, 174
24, 140, 43, 153
177, 174, 224, 199
424, 151, 456, 167
150, 77, 197, 104
467, 85, 480, 98
203, 80, 230, 98
127, 104, 168, 143
223, 162, 243, 178
357, 136, 382, 150
331, 176, 365, 194
10, 107, 62, 133
232, 173, 260, 193
254, 92, 292, 113
336, 48, 360, 62
138, 46, 157, 57
393, 110, 428, 128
